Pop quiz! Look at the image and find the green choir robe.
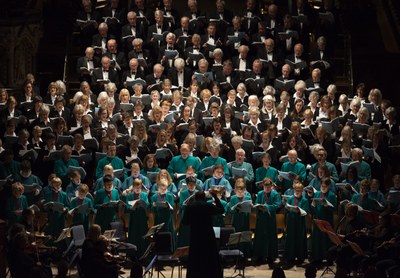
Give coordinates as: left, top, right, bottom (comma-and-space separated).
199, 156, 229, 181
43, 188, 70, 238
310, 191, 337, 261
177, 189, 197, 247
280, 161, 306, 193
351, 193, 373, 210
94, 176, 123, 192
309, 177, 337, 193
126, 191, 149, 257
95, 156, 127, 181
94, 188, 120, 232
253, 190, 281, 260
0, 160, 21, 179
227, 161, 255, 185
208, 199, 228, 227
151, 192, 175, 236
54, 158, 80, 186
203, 177, 232, 197
122, 175, 151, 191
167, 155, 201, 183
284, 195, 309, 261
69, 196, 94, 233
255, 166, 279, 184
151, 182, 178, 196
6, 195, 28, 225
309, 161, 339, 182
229, 194, 253, 257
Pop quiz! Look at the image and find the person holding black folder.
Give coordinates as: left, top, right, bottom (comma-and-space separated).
182, 190, 225, 278
69, 184, 93, 233
42, 177, 69, 239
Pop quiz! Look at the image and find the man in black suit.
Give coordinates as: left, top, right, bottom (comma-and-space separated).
92, 23, 115, 56
241, 0, 261, 35
209, 0, 234, 39
101, 0, 126, 38
167, 57, 192, 89
183, 34, 205, 71
285, 43, 308, 81
76, 47, 101, 84
305, 68, 328, 95
122, 58, 145, 93
201, 23, 223, 64
274, 63, 296, 93
130, 0, 152, 33
146, 10, 172, 55
309, 36, 333, 82
127, 38, 152, 74
276, 14, 300, 57
245, 59, 266, 97
145, 64, 166, 92
262, 4, 282, 39
224, 16, 249, 58
120, 11, 146, 53
232, 45, 254, 82
104, 39, 128, 76
174, 16, 193, 55
161, 0, 180, 31
183, 0, 207, 36
158, 32, 181, 73
91, 56, 120, 93
257, 38, 283, 84
75, 0, 101, 48
215, 60, 239, 95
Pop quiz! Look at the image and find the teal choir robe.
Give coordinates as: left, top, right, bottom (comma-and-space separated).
253, 190, 281, 260
310, 190, 337, 261
93, 176, 123, 192
43, 187, 70, 238
280, 161, 306, 193
126, 191, 149, 257
6, 195, 28, 225
284, 195, 309, 261
227, 161, 255, 185
309, 161, 339, 182
167, 155, 201, 183
122, 175, 151, 191
255, 166, 279, 185
351, 193, 373, 210
54, 158, 80, 186
66, 182, 80, 200
69, 196, 94, 232
308, 177, 337, 193
95, 156, 127, 181
151, 182, 178, 196
199, 156, 229, 181
203, 177, 232, 197
151, 192, 175, 236
94, 188, 120, 232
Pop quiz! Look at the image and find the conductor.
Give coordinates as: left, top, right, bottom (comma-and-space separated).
182, 191, 225, 278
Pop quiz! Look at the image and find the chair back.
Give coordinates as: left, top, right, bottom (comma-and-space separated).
71, 225, 86, 247
155, 232, 173, 255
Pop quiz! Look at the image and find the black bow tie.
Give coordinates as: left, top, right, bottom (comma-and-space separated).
103, 69, 109, 72
267, 52, 273, 55
296, 56, 301, 59
87, 59, 92, 61
131, 72, 136, 75
193, 47, 199, 50
183, 29, 188, 33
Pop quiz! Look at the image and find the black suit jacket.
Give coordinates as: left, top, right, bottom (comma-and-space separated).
167, 67, 192, 89
285, 53, 309, 81
104, 51, 128, 72
120, 24, 146, 51
174, 28, 193, 54
49, 107, 71, 120
91, 68, 120, 93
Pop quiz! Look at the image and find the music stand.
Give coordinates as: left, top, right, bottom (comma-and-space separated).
141, 223, 165, 278
314, 219, 341, 277
220, 231, 252, 278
